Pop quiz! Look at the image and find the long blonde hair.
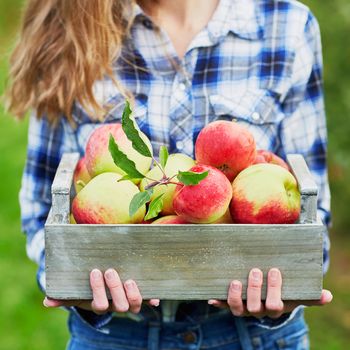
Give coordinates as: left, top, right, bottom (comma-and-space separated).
5, 0, 136, 123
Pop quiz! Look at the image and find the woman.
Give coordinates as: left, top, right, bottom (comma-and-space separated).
7, 0, 332, 349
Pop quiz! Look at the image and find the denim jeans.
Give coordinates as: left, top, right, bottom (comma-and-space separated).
66, 306, 309, 350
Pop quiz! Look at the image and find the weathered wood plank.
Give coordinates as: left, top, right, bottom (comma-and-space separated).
287, 154, 318, 224
45, 223, 323, 300
51, 152, 80, 224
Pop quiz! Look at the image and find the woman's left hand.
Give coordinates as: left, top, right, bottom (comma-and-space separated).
208, 268, 333, 319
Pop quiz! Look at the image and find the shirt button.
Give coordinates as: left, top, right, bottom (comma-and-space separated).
183, 331, 197, 343
142, 18, 153, 30
251, 112, 260, 121
179, 83, 186, 91
176, 140, 184, 150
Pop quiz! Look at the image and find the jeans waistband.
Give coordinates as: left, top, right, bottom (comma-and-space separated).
113, 300, 230, 323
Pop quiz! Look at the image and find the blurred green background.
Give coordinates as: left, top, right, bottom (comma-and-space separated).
0, 0, 349, 349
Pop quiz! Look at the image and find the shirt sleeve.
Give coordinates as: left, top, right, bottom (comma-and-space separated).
20, 114, 72, 292
278, 10, 331, 273
19, 113, 113, 329
253, 10, 331, 330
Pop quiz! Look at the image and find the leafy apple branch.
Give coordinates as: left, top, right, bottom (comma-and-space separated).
108, 101, 208, 220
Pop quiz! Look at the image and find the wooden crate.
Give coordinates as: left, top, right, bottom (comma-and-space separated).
45, 153, 323, 300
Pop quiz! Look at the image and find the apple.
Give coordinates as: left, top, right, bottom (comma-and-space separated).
140, 153, 195, 215
73, 156, 91, 193
212, 208, 233, 224
230, 164, 300, 224
151, 215, 190, 224
253, 150, 290, 171
195, 120, 256, 181
173, 164, 232, 224
72, 172, 145, 224
70, 213, 77, 224
139, 219, 153, 224
85, 123, 153, 181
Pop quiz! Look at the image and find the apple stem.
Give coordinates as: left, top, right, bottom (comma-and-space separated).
152, 156, 167, 178
145, 181, 161, 190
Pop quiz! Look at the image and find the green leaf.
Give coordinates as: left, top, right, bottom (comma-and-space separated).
159, 145, 169, 168
108, 134, 145, 180
122, 101, 152, 158
117, 175, 134, 182
177, 170, 209, 186
144, 194, 164, 221
129, 189, 153, 218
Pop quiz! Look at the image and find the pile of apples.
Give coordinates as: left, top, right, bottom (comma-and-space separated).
72, 116, 300, 225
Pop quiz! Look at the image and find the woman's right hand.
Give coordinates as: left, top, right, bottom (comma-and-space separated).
43, 268, 160, 314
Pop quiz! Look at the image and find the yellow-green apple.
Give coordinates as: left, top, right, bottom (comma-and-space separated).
195, 120, 256, 181
140, 153, 195, 215
151, 215, 190, 224
253, 150, 290, 171
73, 156, 91, 193
230, 164, 300, 224
212, 208, 233, 224
70, 213, 77, 224
72, 172, 145, 224
173, 164, 232, 224
85, 123, 153, 181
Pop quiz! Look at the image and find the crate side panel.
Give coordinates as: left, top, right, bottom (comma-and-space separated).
45, 224, 323, 300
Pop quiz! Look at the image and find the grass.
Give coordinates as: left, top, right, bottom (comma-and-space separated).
0, 0, 349, 349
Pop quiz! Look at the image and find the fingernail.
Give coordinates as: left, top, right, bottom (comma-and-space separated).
324, 290, 333, 301
208, 300, 216, 305
43, 298, 48, 307
270, 269, 279, 281
252, 269, 261, 281
231, 281, 241, 291
92, 269, 101, 279
153, 300, 160, 307
125, 280, 135, 289
105, 269, 114, 280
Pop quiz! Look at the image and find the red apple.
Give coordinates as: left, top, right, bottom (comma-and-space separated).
253, 150, 290, 171
195, 120, 256, 181
151, 215, 190, 224
230, 164, 300, 224
173, 164, 232, 224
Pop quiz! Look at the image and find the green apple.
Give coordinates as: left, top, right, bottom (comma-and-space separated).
140, 153, 195, 215
85, 123, 153, 183
72, 172, 145, 224
73, 156, 91, 193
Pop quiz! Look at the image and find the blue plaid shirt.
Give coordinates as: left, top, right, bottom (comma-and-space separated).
20, 0, 330, 330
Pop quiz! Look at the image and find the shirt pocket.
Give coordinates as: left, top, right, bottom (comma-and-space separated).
209, 89, 284, 151
74, 93, 148, 154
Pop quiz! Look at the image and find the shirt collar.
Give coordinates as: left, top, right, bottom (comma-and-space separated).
132, 0, 264, 41
208, 0, 264, 41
